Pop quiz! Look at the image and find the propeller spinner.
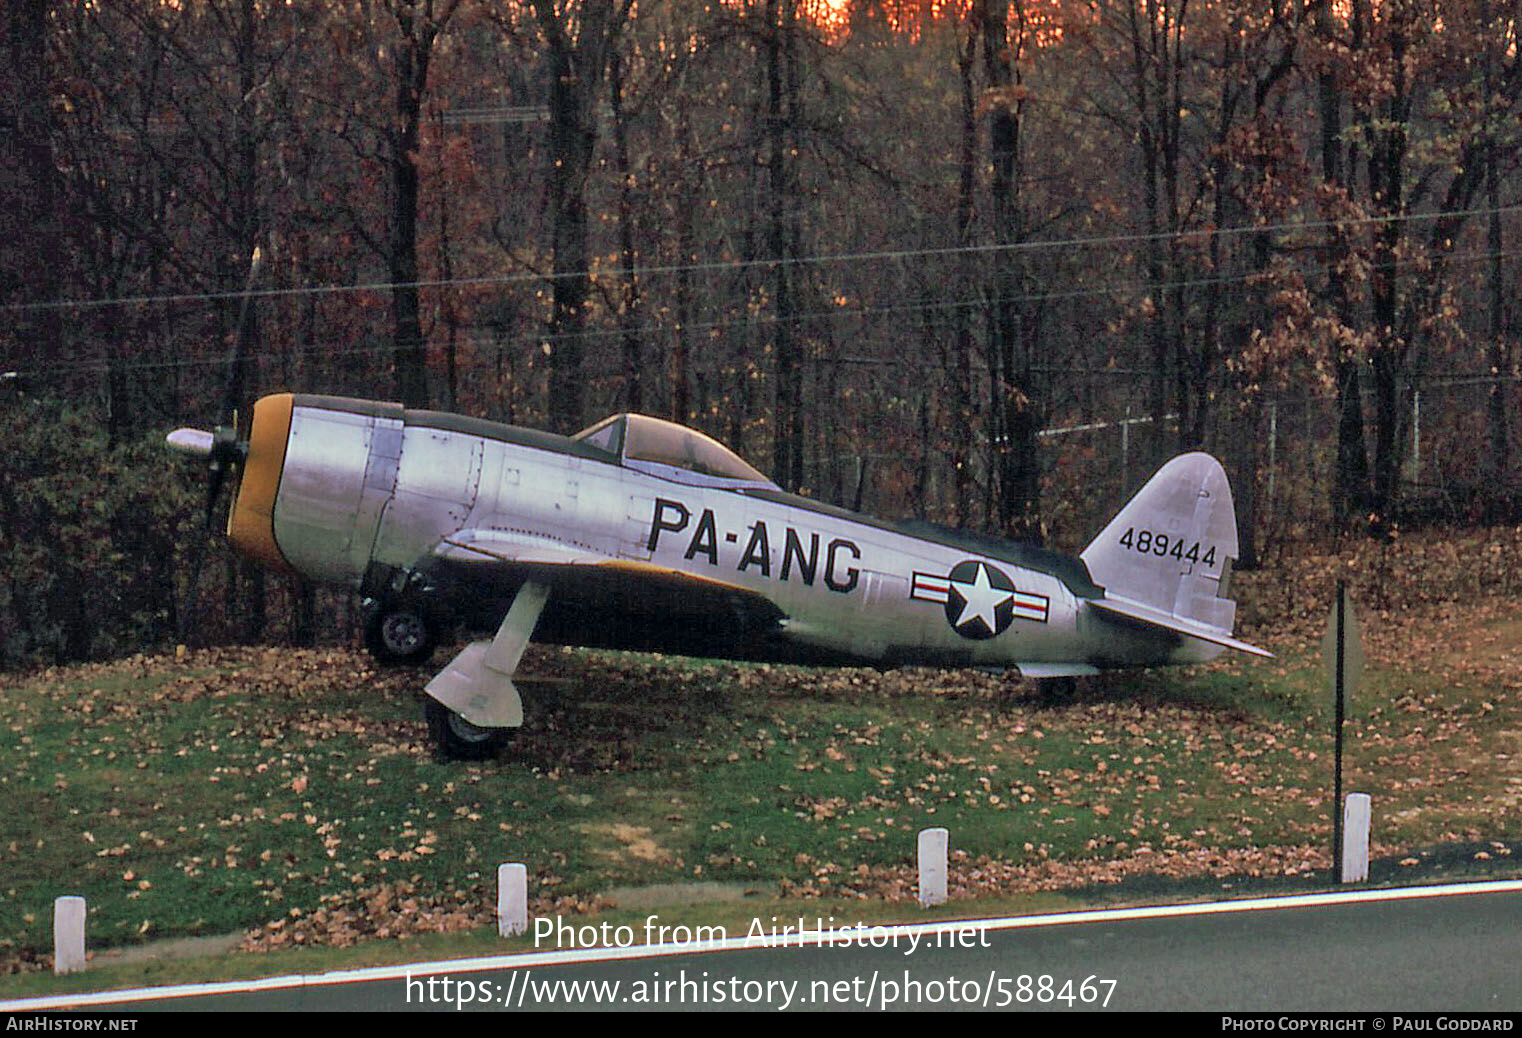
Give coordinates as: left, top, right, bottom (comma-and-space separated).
166, 419, 247, 529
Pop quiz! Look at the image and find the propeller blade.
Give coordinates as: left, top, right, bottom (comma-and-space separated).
218, 245, 264, 429
173, 243, 262, 644
178, 532, 209, 644
203, 462, 228, 531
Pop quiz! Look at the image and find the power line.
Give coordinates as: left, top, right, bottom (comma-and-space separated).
6, 203, 1522, 315
5, 244, 1518, 384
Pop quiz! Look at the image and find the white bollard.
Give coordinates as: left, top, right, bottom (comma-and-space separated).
53, 896, 86, 975
1341, 793, 1372, 884
918, 827, 949, 908
498, 863, 528, 937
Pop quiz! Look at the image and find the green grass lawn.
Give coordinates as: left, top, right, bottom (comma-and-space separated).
4, 554, 1522, 992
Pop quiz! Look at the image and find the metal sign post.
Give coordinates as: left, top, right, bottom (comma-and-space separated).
1322, 582, 1364, 882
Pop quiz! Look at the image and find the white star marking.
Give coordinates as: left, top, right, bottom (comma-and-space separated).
950, 563, 1015, 634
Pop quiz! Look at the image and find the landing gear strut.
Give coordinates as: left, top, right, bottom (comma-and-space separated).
423, 580, 549, 760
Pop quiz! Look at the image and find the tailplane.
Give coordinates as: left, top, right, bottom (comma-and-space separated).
1080, 453, 1271, 659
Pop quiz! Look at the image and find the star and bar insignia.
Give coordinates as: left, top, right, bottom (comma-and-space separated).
911, 560, 1049, 640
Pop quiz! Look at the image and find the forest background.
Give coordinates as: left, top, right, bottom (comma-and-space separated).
2, 0, 1521, 666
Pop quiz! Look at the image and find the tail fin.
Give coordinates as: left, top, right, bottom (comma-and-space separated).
1080, 452, 1270, 658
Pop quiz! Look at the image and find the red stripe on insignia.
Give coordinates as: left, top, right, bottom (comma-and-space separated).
911, 573, 950, 603
1012, 590, 1050, 622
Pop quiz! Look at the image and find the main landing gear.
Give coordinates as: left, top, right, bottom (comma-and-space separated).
424, 697, 513, 760
422, 580, 550, 761
363, 602, 438, 666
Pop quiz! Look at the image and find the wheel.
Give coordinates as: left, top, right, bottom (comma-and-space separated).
1035, 676, 1079, 706
424, 697, 512, 760
364, 606, 436, 666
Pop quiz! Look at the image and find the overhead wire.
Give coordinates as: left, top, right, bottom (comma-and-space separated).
5, 202, 1521, 316
5, 242, 1520, 383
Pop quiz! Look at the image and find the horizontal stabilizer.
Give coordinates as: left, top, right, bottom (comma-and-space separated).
1089, 595, 1274, 659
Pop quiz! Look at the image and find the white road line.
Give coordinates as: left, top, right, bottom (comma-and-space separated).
5, 879, 1520, 1011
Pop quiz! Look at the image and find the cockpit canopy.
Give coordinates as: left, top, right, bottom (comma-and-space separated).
573, 413, 778, 490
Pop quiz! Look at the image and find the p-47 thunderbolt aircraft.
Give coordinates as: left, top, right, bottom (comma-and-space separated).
169, 393, 1270, 758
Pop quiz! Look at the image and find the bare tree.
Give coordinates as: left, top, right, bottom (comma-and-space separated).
533, 0, 632, 433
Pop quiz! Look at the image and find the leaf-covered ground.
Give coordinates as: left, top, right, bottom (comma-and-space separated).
3, 526, 1521, 973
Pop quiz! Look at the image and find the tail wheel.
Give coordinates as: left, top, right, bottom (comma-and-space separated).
365, 607, 436, 666
1036, 676, 1079, 705
424, 698, 512, 760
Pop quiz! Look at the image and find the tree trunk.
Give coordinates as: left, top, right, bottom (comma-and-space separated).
1317, 32, 1371, 526
953, 15, 977, 526
390, 15, 429, 408
1483, 2, 1511, 510
982, 0, 1040, 542
1362, 12, 1411, 523
610, 46, 643, 414
537, 0, 619, 434
766, 0, 804, 492
7, 0, 62, 372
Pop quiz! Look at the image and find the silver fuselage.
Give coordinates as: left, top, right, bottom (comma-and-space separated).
232, 394, 1219, 671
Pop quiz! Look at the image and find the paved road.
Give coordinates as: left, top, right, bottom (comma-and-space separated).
11, 882, 1522, 1012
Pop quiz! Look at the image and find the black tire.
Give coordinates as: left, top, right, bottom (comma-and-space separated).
1035, 676, 1079, 706
424, 697, 512, 760
364, 607, 436, 666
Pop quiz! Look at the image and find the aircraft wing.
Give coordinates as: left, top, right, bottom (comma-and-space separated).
418, 529, 791, 736
1088, 594, 1274, 659
437, 530, 607, 568
433, 529, 786, 627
